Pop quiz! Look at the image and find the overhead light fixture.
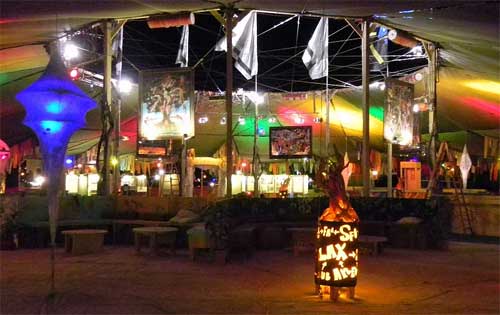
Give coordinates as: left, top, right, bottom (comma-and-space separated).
147, 12, 195, 29
118, 78, 133, 94
388, 29, 418, 48
69, 68, 79, 80
293, 115, 304, 124
313, 117, 323, 123
63, 42, 79, 61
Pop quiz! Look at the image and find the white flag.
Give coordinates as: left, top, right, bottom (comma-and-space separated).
459, 144, 472, 189
176, 26, 189, 67
215, 11, 258, 80
302, 17, 329, 80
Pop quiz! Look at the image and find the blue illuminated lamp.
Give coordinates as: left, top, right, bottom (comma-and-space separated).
16, 48, 96, 290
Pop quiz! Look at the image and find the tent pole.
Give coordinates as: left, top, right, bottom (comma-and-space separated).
361, 19, 371, 197
99, 20, 112, 196
387, 142, 393, 198
112, 22, 125, 195
325, 52, 330, 157
428, 43, 438, 169
253, 76, 259, 197
225, 7, 234, 197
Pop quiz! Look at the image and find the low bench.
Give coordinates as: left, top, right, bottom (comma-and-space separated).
62, 229, 108, 255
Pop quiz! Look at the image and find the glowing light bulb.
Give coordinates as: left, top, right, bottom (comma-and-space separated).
118, 79, 132, 94
63, 42, 79, 60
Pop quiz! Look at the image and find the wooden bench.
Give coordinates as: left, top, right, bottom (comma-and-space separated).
62, 229, 108, 255
358, 235, 388, 256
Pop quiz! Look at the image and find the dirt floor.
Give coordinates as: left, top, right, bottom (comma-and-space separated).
1, 242, 499, 315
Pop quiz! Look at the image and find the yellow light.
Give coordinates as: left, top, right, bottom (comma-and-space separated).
462, 80, 500, 96
111, 157, 118, 166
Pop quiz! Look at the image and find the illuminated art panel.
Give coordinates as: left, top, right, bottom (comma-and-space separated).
269, 126, 312, 159
139, 68, 194, 140
384, 79, 414, 145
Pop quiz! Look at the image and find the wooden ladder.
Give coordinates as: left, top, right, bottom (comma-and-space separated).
425, 142, 474, 235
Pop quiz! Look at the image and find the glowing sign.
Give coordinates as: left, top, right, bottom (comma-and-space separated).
315, 222, 359, 287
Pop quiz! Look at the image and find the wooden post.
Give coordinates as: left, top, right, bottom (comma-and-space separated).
428, 43, 438, 169
225, 7, 234, 197
387, 142, 393, 198
100, 20, 112, 196
361, 19, 371, 197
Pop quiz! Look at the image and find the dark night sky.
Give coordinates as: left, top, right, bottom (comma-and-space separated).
83, 11, 425, 92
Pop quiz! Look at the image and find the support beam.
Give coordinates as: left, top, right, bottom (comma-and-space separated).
112, 22, 125, 195
253, 78, 259, 197
426, 43, 439, 169
361, 19, 371, 197
387, 142, 393, 198
344, 19, 362, 38
100, 20, 112, 196
225, 7, 234, 197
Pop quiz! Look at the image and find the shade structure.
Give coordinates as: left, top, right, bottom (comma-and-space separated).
16, 48, 97, 244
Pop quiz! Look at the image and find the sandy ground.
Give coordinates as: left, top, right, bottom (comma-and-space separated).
1, 242, 499, 315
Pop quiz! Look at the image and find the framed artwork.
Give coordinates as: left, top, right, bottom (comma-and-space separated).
137, 140, 167, 158
384, 78, 414, 145
139, 68, 194, 140
269, 126, 312, 159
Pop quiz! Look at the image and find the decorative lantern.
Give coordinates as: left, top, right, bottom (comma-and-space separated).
314, 155, 359, 301
16, 47, 96, 293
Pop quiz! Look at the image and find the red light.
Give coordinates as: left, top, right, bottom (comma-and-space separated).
69, 68, 78, 80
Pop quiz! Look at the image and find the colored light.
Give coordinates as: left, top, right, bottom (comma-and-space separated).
40, 120, 63, 133
65, 158, 73, 165
46, 101, 63, 114
462, 80, 500, 96
69, 68, 78, 79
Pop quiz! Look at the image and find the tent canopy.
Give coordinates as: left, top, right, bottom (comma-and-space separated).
1, 1, 498, 156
